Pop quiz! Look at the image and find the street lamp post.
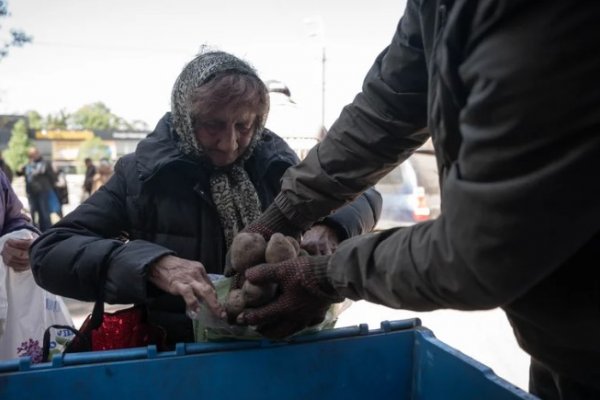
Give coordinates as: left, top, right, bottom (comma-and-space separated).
304, 16, 326, 131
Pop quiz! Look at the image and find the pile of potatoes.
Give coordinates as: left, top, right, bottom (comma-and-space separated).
225, 232, 307, 321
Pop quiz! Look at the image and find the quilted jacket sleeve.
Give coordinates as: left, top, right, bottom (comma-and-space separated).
30, 156, 174, 304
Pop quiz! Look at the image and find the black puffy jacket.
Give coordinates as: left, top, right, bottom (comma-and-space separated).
31, 113, 381, 345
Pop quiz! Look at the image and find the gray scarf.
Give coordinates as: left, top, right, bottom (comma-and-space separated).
170, 50, 263, 247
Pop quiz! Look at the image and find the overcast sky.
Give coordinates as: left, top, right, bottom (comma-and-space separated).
0, 0, 406, 129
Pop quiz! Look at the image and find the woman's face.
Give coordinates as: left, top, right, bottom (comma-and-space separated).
194, 105, 257, 167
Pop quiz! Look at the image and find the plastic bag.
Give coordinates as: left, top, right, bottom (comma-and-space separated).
192, 275, 351, 342
0, 230, 75, 362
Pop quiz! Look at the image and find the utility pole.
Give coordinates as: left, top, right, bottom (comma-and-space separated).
304, 16, 326, 131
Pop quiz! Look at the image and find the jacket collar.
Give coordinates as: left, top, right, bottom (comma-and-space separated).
135, 112, 190, 183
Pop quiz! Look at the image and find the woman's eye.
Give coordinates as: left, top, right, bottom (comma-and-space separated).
236, 124, 252, 134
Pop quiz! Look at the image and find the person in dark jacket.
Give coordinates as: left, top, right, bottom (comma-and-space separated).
29, 50, 381, 348
234, 2, 600, 399
17, 147, 56, 232
82, 158, 96, 200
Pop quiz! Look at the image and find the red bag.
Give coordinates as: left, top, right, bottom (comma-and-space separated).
68, 305, 166, 352
44, 258, 167, 358
42, 304, 166, 361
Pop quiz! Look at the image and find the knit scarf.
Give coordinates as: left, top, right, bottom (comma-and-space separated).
209, 162, 262, 247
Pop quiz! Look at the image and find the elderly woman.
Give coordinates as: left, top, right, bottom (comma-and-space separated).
29, 50, 381, 348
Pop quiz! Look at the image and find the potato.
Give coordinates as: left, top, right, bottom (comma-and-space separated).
230, 232, 267, 272
265, 233, 297, 263
285, 236, 300, 256
225, 289, 246, 319
242, 280, 277, 307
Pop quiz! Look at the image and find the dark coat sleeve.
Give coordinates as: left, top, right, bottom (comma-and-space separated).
328, 2, 600, 311
320, 188, 382, 240
264, 132, 382, 238
30, 156, 174, 304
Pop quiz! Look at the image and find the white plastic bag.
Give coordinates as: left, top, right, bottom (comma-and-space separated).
0, 229, 75, 363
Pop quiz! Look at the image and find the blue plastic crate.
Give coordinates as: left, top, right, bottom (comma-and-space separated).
0, 318, 536, 399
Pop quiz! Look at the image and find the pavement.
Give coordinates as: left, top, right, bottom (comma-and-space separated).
14, 174, 531, 392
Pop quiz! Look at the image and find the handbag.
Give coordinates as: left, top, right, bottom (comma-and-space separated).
42, 258, 167, 361
43, 303, 166, 360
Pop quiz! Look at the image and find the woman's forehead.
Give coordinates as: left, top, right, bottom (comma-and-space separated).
198, 105, 257, 121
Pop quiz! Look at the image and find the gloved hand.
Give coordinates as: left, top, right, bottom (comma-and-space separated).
236, 255, 344, 340
224, 203, 302, 278
300, 224, 340, 255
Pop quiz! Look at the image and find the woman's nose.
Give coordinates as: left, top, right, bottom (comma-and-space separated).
216, 126, 238, 152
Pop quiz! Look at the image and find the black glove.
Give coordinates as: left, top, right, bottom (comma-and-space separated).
237, 255, 344, 340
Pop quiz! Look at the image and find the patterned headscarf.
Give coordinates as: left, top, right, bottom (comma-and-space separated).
171, 50, 266, 247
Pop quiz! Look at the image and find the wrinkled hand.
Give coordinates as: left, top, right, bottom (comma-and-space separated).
237, 255, 343, 340
301, 224, 340, 255
148, 255, 225, 319
1, 238, 34, 272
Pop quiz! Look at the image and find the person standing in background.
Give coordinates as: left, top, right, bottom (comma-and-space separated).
82, 158, 96, 201
16, 147, 56, 232
90, 158, 114, 194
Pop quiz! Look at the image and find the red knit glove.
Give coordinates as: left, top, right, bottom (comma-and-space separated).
237, 255, 344, 340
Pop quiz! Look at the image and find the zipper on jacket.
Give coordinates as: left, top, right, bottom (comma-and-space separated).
193, 183, 216, 209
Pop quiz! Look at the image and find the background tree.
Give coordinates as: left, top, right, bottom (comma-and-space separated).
45, 109, 69, 129
25, 103, 148, 132
26, 110, 44, 130
27, 109, 69, 130
3, 118, 32, 171
70, 102, 118, 131
0, 0, 32, 61
69, 101, 148, 131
